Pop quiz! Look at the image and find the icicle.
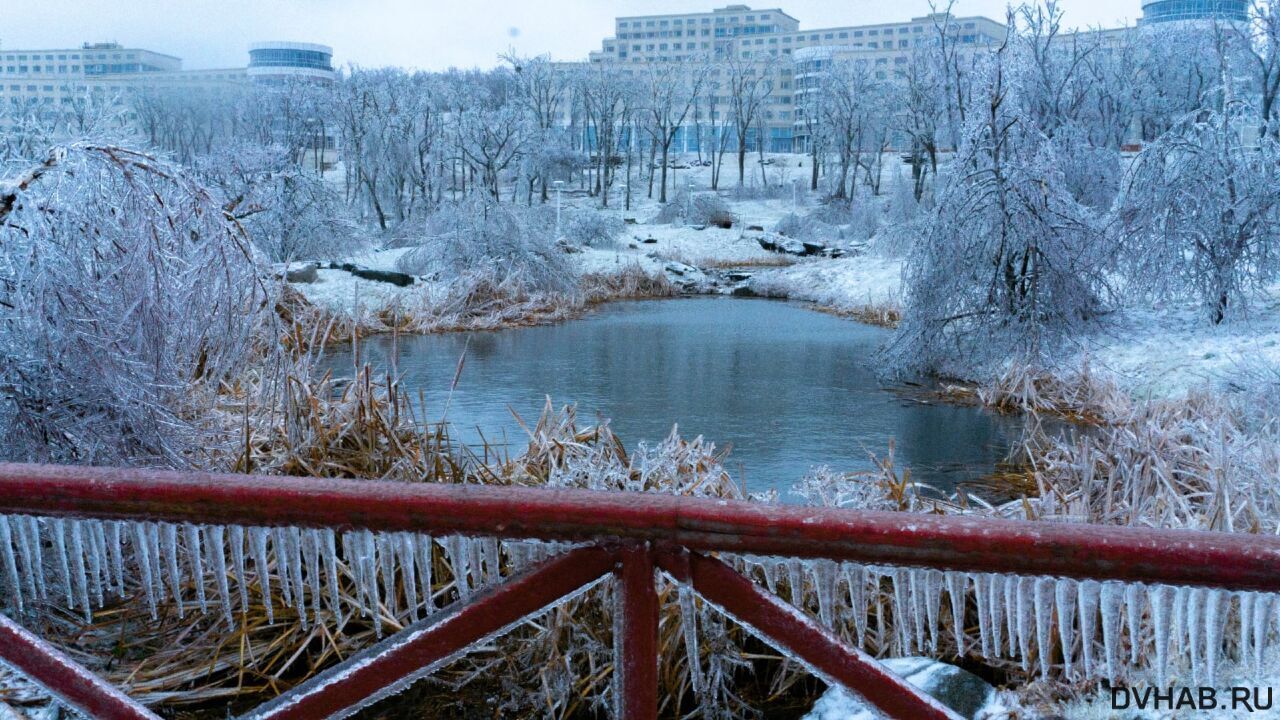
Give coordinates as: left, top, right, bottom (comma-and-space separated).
762, 559, 779, 596
145, 524, 164, 613
12, 517, 37, 609
0, 517, 23, 613
1078, 580, 1100, 678
1204, 589, 1224, 686
106, 521, 124, 595
892, 568, 911, 655
377, 533, 398, 618
1056, 579, 1077, 680
1172, 585, 1188, 663
1252, 593, 1272, 679
303, 530, 323, 623
1033, 577, 1054, 678
1239, 592, 1254, 683
445, 536, 471, 602
678, 585, 703, 694
1149, 585, 1174, 687
23, 517, 48, 601
203, 526, 232, 629
923, 571, 943, 653
908, 570, 926, 653
273, 527, 293, 608
504, 540, 528, 572
286, 528, 307, 621
844, 563, 867, 648
230, 526, 249, 612
69, 522, 91, 623
988, 574, 1004, 660
88, 520, 107, 607
1187, 588, 1204, 684
52, 519, 73, 607
786, 559, 804, 609
185, 524, 208, 613
1100, 581, 1125, 683
480, 537, 501, 584
974, 574, 991, 659
1016, 577, 1033, 673
362, 531, 383, 637
810, 560, 837, 628
1126, 584, 1143, 666
162, 524, 183, 616
415, 534, 435, 615
468, 537, 484, 590
1003, 574, 1018, 657
397, 533, 418, 622
131, 522, 157, 620
322, 529, 342, 620
251, 528, 274, 623
945, 572, 966, 658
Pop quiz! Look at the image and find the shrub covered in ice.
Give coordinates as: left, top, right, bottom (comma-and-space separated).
0, 145, 273, 466
562, 207, 624, 248
393, 196, 575, 294
196, 143, 367, 263
654, 188, 735, 228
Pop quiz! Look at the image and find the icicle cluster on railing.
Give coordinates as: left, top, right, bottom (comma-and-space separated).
0, 514, 571, 637
726, 555, 1278, 687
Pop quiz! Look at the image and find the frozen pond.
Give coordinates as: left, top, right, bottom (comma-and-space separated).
325, 298, 1028, 499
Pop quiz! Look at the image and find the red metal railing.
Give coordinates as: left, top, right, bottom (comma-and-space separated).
1, 462, 1279, 719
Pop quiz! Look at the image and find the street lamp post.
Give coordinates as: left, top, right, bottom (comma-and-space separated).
792, 178, 799, 213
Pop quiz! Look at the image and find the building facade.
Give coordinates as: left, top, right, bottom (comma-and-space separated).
586, 5, 1008, 153
0, 40, 334, 112
1140, 0, 1250, 24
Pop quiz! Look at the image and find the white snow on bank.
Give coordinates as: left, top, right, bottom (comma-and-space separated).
295, 267, 435, 316
748, 256, 902, 310
1081, 291, 1280, 398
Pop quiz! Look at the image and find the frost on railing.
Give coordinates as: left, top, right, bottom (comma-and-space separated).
724, 555, 1278, 688
0, 514, 566, 638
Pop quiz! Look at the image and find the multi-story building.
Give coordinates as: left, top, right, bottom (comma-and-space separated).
0, 40, 334, 111
587, 6, 1008, 153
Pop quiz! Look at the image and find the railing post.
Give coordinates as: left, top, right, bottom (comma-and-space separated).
616, 543, 659, 720
0, 612, 160, 720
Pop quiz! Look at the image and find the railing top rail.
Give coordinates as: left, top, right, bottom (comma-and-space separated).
1, 462, 1278, 591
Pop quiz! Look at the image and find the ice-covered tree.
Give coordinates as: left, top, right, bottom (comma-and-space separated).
1117, 107, 1280, 324
889, 22, 1114, 377
0, 145, 272, 466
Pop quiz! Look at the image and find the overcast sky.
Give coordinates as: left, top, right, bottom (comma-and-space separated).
4, 1, 1145, 71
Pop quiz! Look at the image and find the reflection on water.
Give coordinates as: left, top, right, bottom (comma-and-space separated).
324, 298, 1028, 499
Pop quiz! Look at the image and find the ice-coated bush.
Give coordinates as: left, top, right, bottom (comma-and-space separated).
394, 195, 575, 293
0, 145, 273, 466
197, 143, 367, 263
654, 188, 735, 228
562, 207, 624, 247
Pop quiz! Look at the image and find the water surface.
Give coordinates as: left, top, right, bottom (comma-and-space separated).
326, 298, 1026, 499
